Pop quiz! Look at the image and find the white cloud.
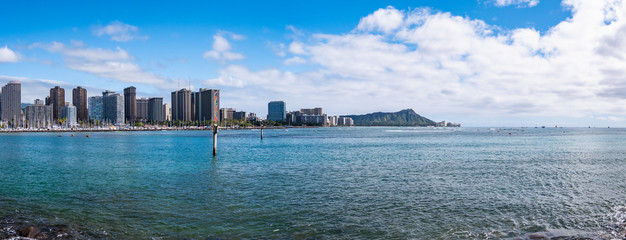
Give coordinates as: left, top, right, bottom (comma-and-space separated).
212, 35, 231, 52
203, 32, 245, 63
357, 6, 404, 33
0, 46, 20, 63
267, 42, 286, 57
0, 75, 71, 103
493, 0, 540, 7
206, 2, 626, 125
286, 25, 305, 38
35, 42, 173, 89
44, 41, 132, 61
284, 56, 307, 65
94, 20, 148, 42
0, 75, 114, 103
288, 41, 307, 55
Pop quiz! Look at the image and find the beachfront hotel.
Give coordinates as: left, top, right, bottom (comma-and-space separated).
123, 86, 137, 123
267, 101, 286, 122
1, 81, 21, 126
49, 86, 65, 123
171, 88, 192, 122
72, 86, 88, 123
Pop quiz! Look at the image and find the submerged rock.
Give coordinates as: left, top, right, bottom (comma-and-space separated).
19, 225, 40, 238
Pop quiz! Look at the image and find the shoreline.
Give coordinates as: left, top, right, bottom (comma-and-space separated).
0, 125, 330, 133
0, 214, 622, 240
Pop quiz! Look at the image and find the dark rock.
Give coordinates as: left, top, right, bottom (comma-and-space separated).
527, 233, 549, 239
35, 232, 49, 239
19, 225, 41, 238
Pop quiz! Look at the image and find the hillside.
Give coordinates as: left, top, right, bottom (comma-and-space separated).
343, 109, 436, 126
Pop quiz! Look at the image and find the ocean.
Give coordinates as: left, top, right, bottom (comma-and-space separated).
0, 127, 625, 239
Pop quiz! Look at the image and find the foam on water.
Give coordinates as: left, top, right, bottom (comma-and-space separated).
606, 205, 626, 239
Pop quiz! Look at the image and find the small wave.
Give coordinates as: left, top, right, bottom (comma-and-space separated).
606, 205, 626, 239
504, 206, 626, 240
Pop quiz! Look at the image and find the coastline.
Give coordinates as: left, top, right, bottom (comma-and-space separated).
0, 126, 291, 133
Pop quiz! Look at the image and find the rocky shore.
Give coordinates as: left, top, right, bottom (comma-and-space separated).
1, 214, 624, 240
0, 217, 83, 240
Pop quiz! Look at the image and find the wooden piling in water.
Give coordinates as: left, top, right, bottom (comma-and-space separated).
260, 125, 263, 140
212, 124, 218, 156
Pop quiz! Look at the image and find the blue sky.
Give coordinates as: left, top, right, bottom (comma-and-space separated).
2, 0, 626, 127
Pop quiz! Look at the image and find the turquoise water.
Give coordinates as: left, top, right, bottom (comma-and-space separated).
1, 127, 626, 239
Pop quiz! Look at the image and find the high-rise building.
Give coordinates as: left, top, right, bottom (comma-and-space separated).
61, 104, 78, 128
123, 86, 137, 123
24, 100, 52, 129
267, 101, 286, 122
190, 92, 196, 121
136, 98, 149, 121
1, 81, 21, 126
72, 86, 88, 122
88, 96, 103, 121
233, 111, 246, 120
171, 89, 192, 121
49, 86, 65, 122
328, 116, 338, 126
301, 108, 323, 116
148, 97, 164, 122
194, 88, 220, 123
163, 103, 171, 121
337, 117, 354, 126
102, 90, 124, 125
219, 108, 235, 122
247, 113, 257, 121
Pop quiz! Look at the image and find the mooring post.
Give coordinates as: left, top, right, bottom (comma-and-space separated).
212, 124, 218, 156
260, 124, 264, 140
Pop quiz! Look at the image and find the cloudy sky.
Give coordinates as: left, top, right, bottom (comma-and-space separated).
2, 0, 626, 127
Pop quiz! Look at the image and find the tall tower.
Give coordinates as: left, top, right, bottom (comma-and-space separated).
136, 98, 149, 121
88, 96, 103, 121
148, 97, 164, 122
267, 101, 286, 122
102, 90, 124, 125
171, 89, 191, 121
1, 81, 21, 126
50, 86, 65, 122
195, 88, 220, 123
72, 86, 88, 122
123, 86, 136, 123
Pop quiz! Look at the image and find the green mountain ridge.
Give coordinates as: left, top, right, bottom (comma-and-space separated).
342, 109, 437, 126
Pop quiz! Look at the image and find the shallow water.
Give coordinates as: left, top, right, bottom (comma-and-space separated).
0, 127, 625, 239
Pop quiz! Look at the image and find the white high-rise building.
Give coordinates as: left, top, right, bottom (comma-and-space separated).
163, 103, 171, 121
24, 100, 52, 129
61, 104, 78, 128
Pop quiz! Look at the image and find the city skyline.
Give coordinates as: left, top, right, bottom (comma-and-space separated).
0, 80, 359, 128
2, 1, 626, 127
